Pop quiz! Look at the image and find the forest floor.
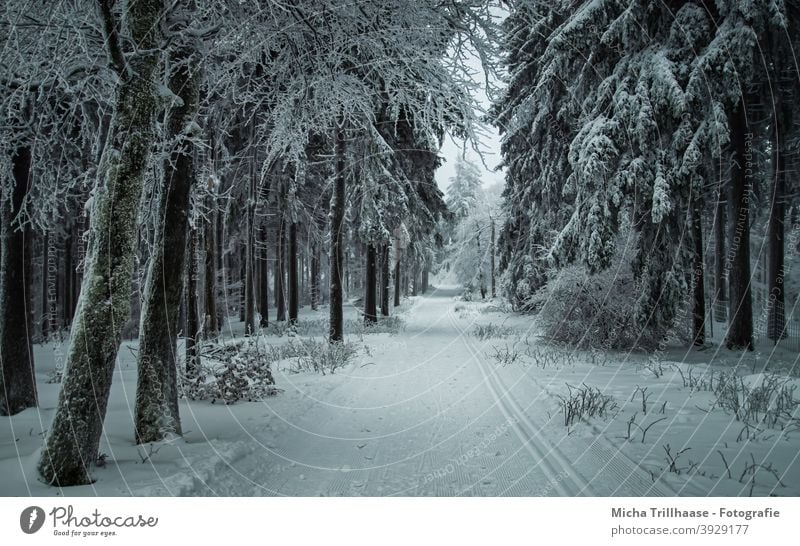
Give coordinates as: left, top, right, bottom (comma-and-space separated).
2, 285, 799, 496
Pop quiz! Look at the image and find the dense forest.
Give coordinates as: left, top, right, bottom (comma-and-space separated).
1, 0, 799, 496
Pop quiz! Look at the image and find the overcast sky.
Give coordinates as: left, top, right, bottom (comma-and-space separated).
435, 8, 507, 197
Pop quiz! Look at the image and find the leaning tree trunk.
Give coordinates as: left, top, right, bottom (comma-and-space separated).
691, 196, 706, 346
134, 47, 200, 444
38, 0, 164, 486
714, 183, 726, 322
0, 146, 37, 416
364, 243, 378, 324
724, 101, 754, 351
381, 244, 390, 316
289, 222, 299, 324
767, 125, 786, 342
329, 124, 346, 342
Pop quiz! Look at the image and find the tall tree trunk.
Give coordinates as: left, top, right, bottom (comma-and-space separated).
310, 243, 319, 311
714, 183, 726, 322
0, 146, 37, 416
767, 123, 786, 341
244, 158, 256, 335
259, 225, 269, 327
238, 243, 246, 322
63, 227, 74, 328
364, 243, 378, 323
186, 227, 200, 377
691, 197, 706, 346
276, 216, 286, 321
724, 101, 754, 351
381, 244, 390, 316
329, 124, 346, 342
289, 222, 299, 324
490, 218, 496, 298
394, 258, 401, 307
204, 203, 218, 337
41, 232, 50, 339
38, 0, 164, 486
134, 47, 200, 444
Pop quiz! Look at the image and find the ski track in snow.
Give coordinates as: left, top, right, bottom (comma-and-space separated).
188, 287, 676, 496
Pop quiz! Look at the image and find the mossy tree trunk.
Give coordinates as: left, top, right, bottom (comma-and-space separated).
134, 45, 200, 443
38, 0, 165, 486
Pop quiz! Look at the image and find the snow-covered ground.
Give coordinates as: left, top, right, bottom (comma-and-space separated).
2, 286, 799, 496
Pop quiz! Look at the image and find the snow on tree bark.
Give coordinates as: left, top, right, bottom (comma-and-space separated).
134, 45, 201, 443
38, 0, 165, 486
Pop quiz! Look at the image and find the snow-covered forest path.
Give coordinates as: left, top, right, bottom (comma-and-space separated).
191, 287, 672, 496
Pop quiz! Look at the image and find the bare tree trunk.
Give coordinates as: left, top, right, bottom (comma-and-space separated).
0, 145, 37, 416
714, 183, 726, 322
289, 222, 299, 324
394, 258, 401, 307
381, 244, 390, 316
490, 218, 496, 298
691, 197, 706, 346
186, 227, 200, 375
244, 159, 256, 335
329, 124, 346, 342
204, 203, 218, 337
364, 243, 378, 323
310, 243, 319, 311
259, 225, 269, 327
767, 123, 786, 341
39, 0, 164, 486
724, 101, 754, 351
276, 216, 286, 321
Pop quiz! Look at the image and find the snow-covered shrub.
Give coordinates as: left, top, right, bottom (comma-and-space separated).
181, 339, 278, 404
472, 323, 513, 340
274, 338, 358, 375
713, 373, 799, 430
529, 263, 681, 351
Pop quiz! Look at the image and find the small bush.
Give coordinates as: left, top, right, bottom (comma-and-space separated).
472, 323, 514, 340
557, 383, 618, 426
713, 372, 800, 430
528, 264, 682, 351
180, 338, 279, 404
274, 338, 358, 374
489, 343, 522, 366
